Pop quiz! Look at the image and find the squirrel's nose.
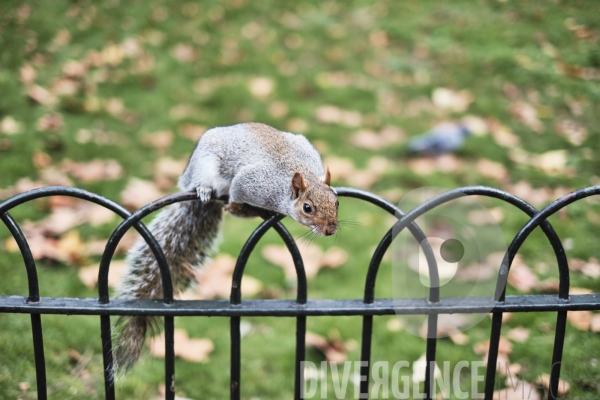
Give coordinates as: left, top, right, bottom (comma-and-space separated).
323, 225, 337, 236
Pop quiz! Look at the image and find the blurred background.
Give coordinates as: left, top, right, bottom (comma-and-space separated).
1, 1, 600, 399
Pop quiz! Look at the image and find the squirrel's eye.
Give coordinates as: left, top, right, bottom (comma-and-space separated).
303, 203, 312, 214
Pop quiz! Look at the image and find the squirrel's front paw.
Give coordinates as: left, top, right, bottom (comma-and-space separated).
196, 186, 213, 203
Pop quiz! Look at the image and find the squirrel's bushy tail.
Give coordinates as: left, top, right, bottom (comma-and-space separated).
113, 199, 223, 376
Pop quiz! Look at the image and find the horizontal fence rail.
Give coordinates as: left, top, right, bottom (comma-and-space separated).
0, 185, 599, 400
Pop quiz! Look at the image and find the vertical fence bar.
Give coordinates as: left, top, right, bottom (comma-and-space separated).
295, 316, 307, 400
230, 316, 241, 400
30, 313, 47, 400
164, 316, 175, 400
484, 312, 503, 399
424, 314, 438, 400
359, 315, 373, 398
548, 311, 567, 400
100, 315, 116, 400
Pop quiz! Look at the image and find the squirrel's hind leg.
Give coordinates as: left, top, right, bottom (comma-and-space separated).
225, 202, 263, 218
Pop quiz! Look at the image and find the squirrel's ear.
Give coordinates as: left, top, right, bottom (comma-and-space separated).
291, 172, 307, 199
323, 167, 331, 186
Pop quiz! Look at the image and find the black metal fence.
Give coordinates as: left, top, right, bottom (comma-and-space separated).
1, 185, 600, 400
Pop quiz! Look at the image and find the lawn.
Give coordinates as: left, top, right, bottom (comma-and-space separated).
1, 1, 600, 399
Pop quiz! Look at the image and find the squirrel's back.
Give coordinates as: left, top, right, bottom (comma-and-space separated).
179, 123, 324, 194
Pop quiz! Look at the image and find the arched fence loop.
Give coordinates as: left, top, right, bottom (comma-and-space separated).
0, 185, 599, 400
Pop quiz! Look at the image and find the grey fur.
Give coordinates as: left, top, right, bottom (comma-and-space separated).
114, 123, 338, 375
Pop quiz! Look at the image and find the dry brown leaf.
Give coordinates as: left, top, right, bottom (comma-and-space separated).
268, 101, 289, 119
101, 43, 123, 66
154, 157, 187, 189
474, 337, 512, 356
386, 318, 402, 332
461, 115, 488, 136
171, 43, 198, 63
507, 327, 530, 343
315, 105, 362, 127
491, 124, 521, 148
476, 159, 509, 182
570, 258, 600, 278
120, 178, 165, 210
419, 314, 471, 338
285, 118, 307, 133
142, 130, 173, 149
467, 207, 505, 226
87, 203, 117, 226
493, 380, 541, 400
531, 150, 568, 176
571, 287, 593, 295
27, 85, 57, 105
555, 119, 587, 146
105, 97, 125, 117
148, 329, 214, 363
511, 101, 543, 133
20, 64, 36, 84
62, 60, 87, 78
0, 116, 22, 135
262, 244, 346, 281
590, 314, 600, 332
534, 278, 560, 293
61, 159, 123, 182
248, 77, 274, 98
191, 254, 262, 300
567, 310, 592, 331
305, 331, 348, 363
37, 113, 63, 132
349, 126, 404, 150
432, 88, 473, 112
78, 260, 127, 288
51, 78, 79, 96
322, 156, 356, 182
449, 332, 469, 345
535, 373, 570, 397
178, 124, 206, 141
507, 256, 538, 293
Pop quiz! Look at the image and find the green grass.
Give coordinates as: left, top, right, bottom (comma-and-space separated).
1, 0, 600, 399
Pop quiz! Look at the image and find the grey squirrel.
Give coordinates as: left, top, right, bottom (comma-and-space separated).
113, 122, 338, 374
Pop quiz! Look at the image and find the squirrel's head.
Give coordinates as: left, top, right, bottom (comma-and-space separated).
290, 169, 338, 236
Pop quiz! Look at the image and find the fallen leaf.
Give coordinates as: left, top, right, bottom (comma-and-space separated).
315, 105, 362, 127
286, 118, 308, 133
349, 126, 404, 150
419, 314, 472, 338
178, 124, 206, 141
148, 329, 214, 363
474, 337, 512, 356
305, 331, 349, 363
534, 278, 560, 293
0, 116, 22, 135
535, 373, 570, 397
511, 101, 543, 133
507, 256, 538, 293
262, 244, 346, 281
412, 354, 441, 385
248, 77, 274, 98
61, 159, 123, 182
432, 88, 473, 112
142, 130, 173, 150
20, 64, 36, 84
461, 115, 488, 136
268, 101, 289, 119
154, 157, 187, 189
62, 60, 87, 78
555, 119, 587, 146
78, 260, 127, 288
37, 113, 63, 132
493, 380, 540, 400
171, 43, 198, 63
120, 178, 165, 210
567, 310, 592, 331
507, 327, 530, 343
591, 314, 600, 333
476, 159, 509, 182
491, 123, 521, 148
101, 43, 123, 66
570, 258, 600, 278
449, 332, 469, 345
386, 318, 402, 332
190, 254, 262, 299
27, 85, 57, 105
105, 97, 125, 117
